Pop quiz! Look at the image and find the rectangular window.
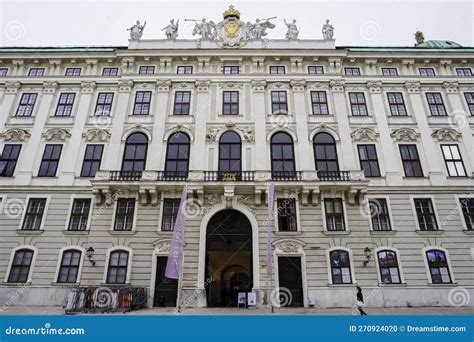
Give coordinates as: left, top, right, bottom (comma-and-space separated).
308, 66, 324, 74
133, 91, 152, 115
173, 91, 191, 115
102, 67, 119, 76
139, 66, 155, 74
21, 198, 47, 230
271, 91, 288, 115
414, 198, 438, 230
68, 199, 92, 231
441, 144, 466, 177
426, 92, 447, 116
38, 144, 62, 177
310, 91, 329, 115
15, 93, 38, 117
277, 199, 297, 232
177, 66, 193, 74
0, 144, 21, 177
28, 68, 45, 76
55, 93, 76, 117
358, 144, 381, 177
0, 68, 7, 76
57, 250, 81, 283
114, 199, 135, 231
419, 68, 435, 76
65, 68, 81, 76
399, 145, 423, 177
460, 198, 474, 230
464, 92, 474, 115
344, 67, 360, 76
80, 145, 103, 177
349, 92, 368, 116
8, 249, 33, 283
269, 66, 285, 74
324, 198, 345, 231
106, 251, 128, 284
370, 199, 392, 231
94, 92, 114, 116
223, 66, 239, 74
387, 92, 407, 116
382, 68, 398, 76
161, 199, 181, 231
222, 91, 239, 115
456, 68, 472, 76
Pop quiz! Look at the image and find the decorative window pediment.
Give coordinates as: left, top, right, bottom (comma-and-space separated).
351, 127, 379, 142
390, 128, 420, 142
82, 128, 111, 142
42, 128, 71, 141
0, 128, 31, 141
273, 239, 306, 254
431, 128, 462, 142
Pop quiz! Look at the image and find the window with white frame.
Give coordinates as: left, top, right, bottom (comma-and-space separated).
324, 198, 345, 231
65, 68, 81, 76
329, 250, 352, 284
387, 92, 407, 116
28, 68, 45, 76
8, 249, 34, 283
21, 198, 47, 230
382, 67, 398, 76
0, 68, 8, 76
139, 66, 155, 74
344, 67, 360, 76
441, 144, 466, 177
464, 92, 474, 115
173, 91, 191, 115
0, 144, 22, 177
177, 66, 193, 74
68, 199, 92, 231
132, 91, 152, 115
370, 199, 392, 231
414, 198, 438, 230
425, 249, 452, 283
277, 198, 297, 231
114, 199, 135, 231
106, 250, 129, 284
161, 198, 180, 231
349, 92, 368, 116
94, 93, 114, 116
57, 249, 82, 283
269, 66, 285, 74
102, 67, 118, 76
223, 66, 239, 74
15, 93, 38, 117
38, 144, 62, 177
310, 91, 329, 115
377, 250, 401, 284
419, 68, 435, 76
55, 93, 76, 117
308, 66, 324, 74
459, 198, 474, 230
456, 68, 472, 76
425, 92, 447, 116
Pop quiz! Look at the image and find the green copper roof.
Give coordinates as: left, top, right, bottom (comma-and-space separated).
0, 47, 123, 53
416, 40, 463, 48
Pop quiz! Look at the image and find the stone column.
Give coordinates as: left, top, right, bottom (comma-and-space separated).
366, 81, 402, 185
291, 80, 312, 171
58, 81, 96, 185
0, 81, 22, 130
102, 80, 134, 171
150, 80, 171, 170
192, 81, 210, 172
405, 81, 446, 185
251, 80, 267, 172
330, 80, 357, 170
15, 82, 58, 185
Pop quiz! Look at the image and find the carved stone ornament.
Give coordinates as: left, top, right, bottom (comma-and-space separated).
308, 82, 329, 90
206, 126, 221, 141
251, 80, 266, 92
404, 81, 420, 93
5, 81, 21, 94
431, 128, 462, 142
118, 80, 134, 92
174, 82, 193, 89
165, 124, 194, 141
202, 194, 223, 215
329, 80, 345, 92
309, 122, 339, 141
268, 82, 289, 89
154, 241, 171, 253
0, 128, 31, 141
442, 81, 459, 94
219, 82, 242, 89
390, 128, 420, 142
366, 81, 382, 93
290, 80, 306, 92
236, 195, 256, 215
235, 126, 254, 142
82, 128, 111, 142
350, 127, 379, 142
43, 81, 59, 93
273, 239, 305, 254
42, 128, 71, 141
81, 81, 97, 93
156, 80, 172, 91
195, 80, 211, 92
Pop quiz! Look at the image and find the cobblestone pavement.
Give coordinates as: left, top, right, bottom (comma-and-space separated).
0, 306, 472, 316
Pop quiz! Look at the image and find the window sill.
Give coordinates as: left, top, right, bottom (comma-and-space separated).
370, 230, 397, 236
16, 230, 44, 235
100, 283, 131, 287
52, 282, 80, 287
63, 230, 90, 235
377, 282, 407, 287
322, 230, 351, 236
274, 231, 303, 236
327, 283, 355, 287
426, 282, 458, 287
415, 230, 444, 235
462, 230, 474, 235
2, 282, 31, 286
109, 230, 136, 235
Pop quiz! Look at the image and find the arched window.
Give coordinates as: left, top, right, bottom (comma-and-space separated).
329, 250, 352, 284
121, 133, 148, 174
219, 131, 241, 176
106, 250, 129, 284
377, 250, 401, 284
270, 132, 295, 179
57, 249, 82, 283
425, 249, 452, 284
313, 132, 339, 174
8, 248, 34, 283
164, 132, 190, 179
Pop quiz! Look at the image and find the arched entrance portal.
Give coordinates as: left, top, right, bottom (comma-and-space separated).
205, 209, 253, 307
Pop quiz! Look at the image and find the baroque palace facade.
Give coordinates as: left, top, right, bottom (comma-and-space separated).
0, 7, 473, 309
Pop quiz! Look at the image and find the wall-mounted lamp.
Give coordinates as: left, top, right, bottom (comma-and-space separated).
363, 247, 372, 267
86, 247, 96, 266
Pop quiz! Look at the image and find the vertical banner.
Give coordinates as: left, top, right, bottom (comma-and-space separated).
165, 185, 188, 279
266, 182, 275, 276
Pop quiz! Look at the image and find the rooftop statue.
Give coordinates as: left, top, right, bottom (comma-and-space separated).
415, 31, 425, 45
322, 19, 334, 40
284, 19, 299, 40
186, 18, 217, 40
162, 19, 179, 40
247, 17, 276, 40
127, 20, 146, 41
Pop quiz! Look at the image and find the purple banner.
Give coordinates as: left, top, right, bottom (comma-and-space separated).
165, 185, 188, 279
266, 182, 275, 277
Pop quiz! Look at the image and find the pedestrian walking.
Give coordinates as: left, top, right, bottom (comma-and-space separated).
356, 286, 368, 316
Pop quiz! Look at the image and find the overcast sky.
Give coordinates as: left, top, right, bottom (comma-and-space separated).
0, 0, 472, 47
